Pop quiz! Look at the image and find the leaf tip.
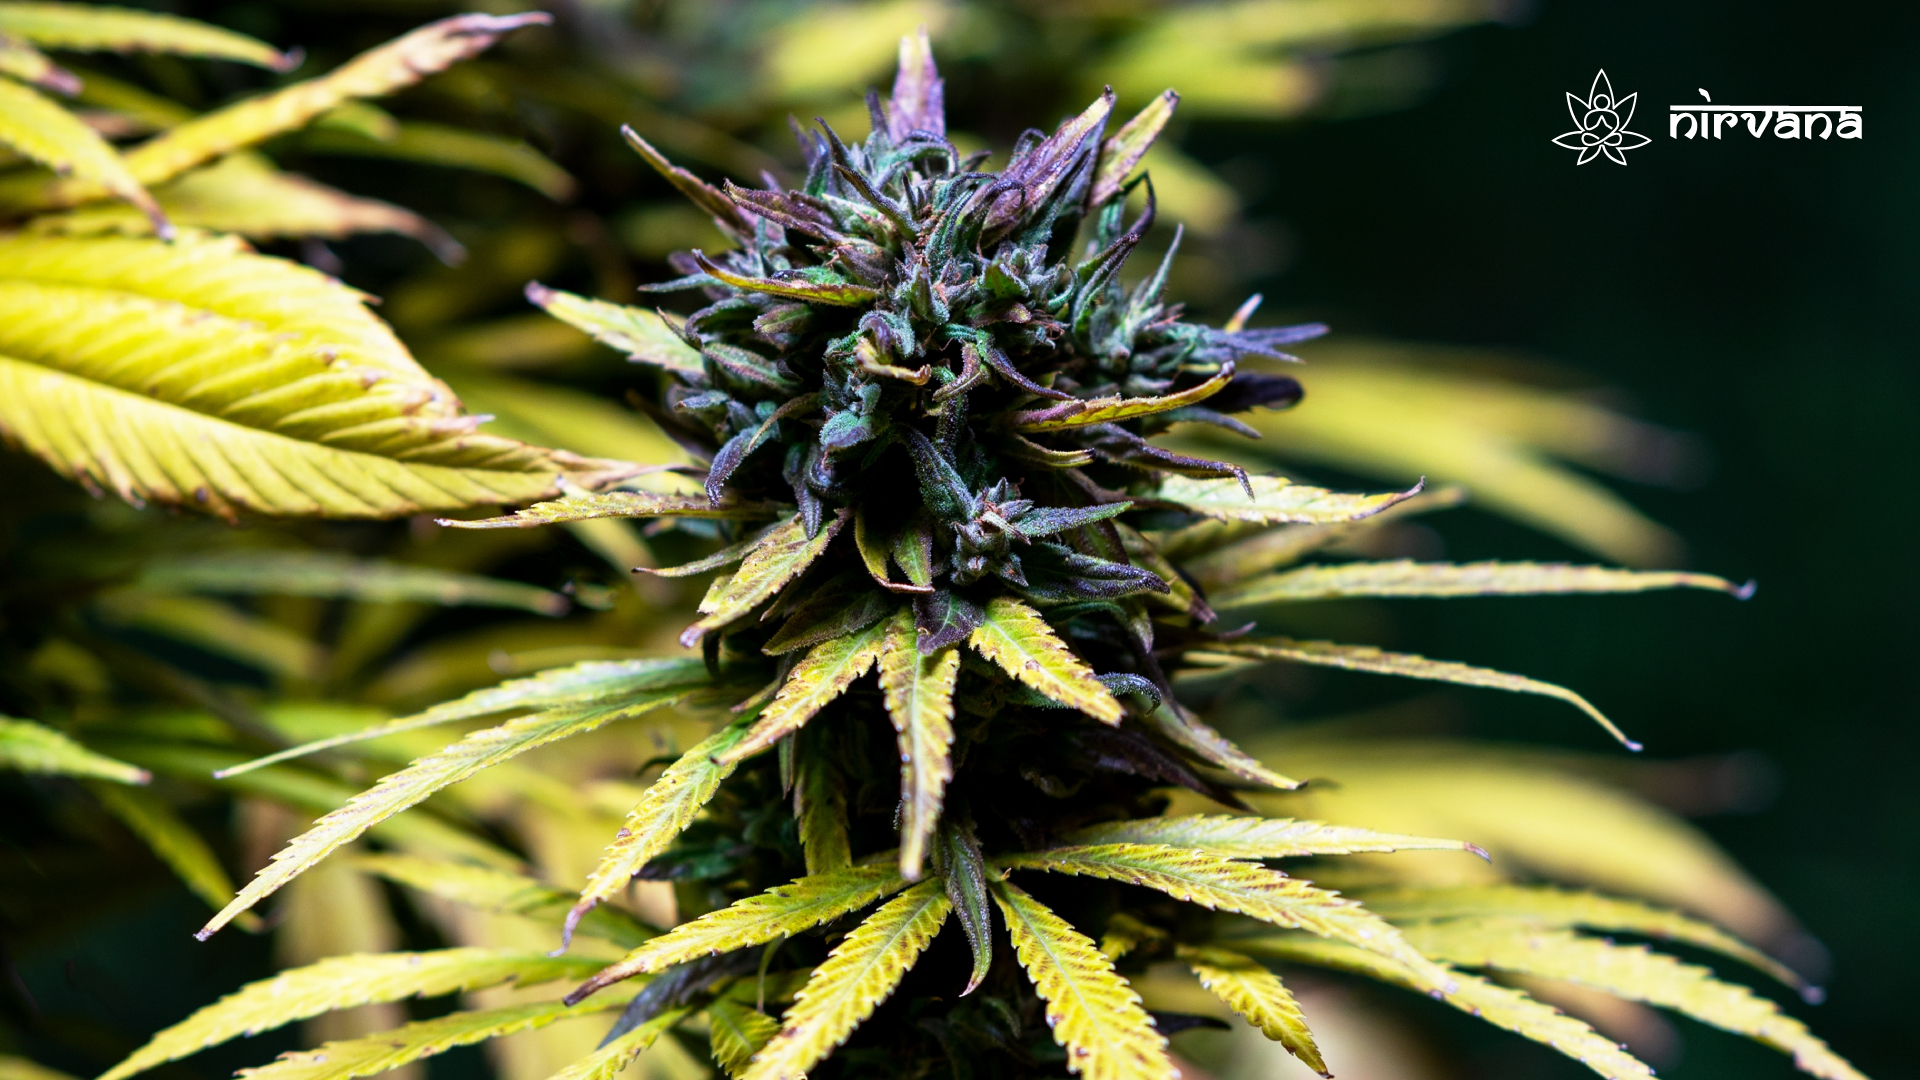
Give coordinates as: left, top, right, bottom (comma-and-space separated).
271, 45, 306, 73
1732, 578, 1758, 600
1466, 842, 1491, 862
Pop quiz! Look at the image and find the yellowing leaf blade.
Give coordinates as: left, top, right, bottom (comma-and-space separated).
1214, 559, 1751, 607
525, 283, 703, 379
1153, 473, 1420, 525
0, 77, 165, 232
1012, 364, 1233, 432
231, 998, 629, 1080
878, 610, 959, 880
683, 512, 846, 647
968, 596, 1121, 723
707, 1000, 779, 1079
0, 2, 293, 68
1, 716, 147, 783
722, 616, 888, 763
1065, 815, 1484, 860
446, 490, 779, 530
355, 855, 653, 950
1176, 944, 1327, 1076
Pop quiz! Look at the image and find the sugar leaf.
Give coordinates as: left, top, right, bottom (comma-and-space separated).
968, 596, 1121, 723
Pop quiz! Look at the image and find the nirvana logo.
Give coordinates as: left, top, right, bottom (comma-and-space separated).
1554, 71, 1862, 165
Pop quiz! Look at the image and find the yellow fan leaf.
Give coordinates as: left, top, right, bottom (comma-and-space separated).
354, 854, 653, 949
100, 949, 605, 1080
1176, 944, 1327, 1076
707, 1000, 779, 1080
878, 609, 959, 880
798, 753, 852, 876
1011, 364, 1233, 432
543, 1007, 688, 1080
1091, 90, 1177, 207
1063, 815, 1485, 860
1403, 921, 1865, 1080
1147, 703, 1301, 789
0, 1057, 76, 1080
302, 121, 576, 200
437, 368, 697, 474
566, 721, 753, 943
200, 688, 695, 939
0, 234, 629, 517
1000, 844, 1453, 992
722, 617, 888, 764
220, 658, 708, 776
1358, 884, 1810, 995
524, 283, 704, 379
683, 512, 847, 648
0, 77, 165, 232
0, 2, 293, 68
141, 550, 568, 615
1150, 473, 1421, 524
445, 490, 778, 530
0, 715, 147, 783
991, 878, 1175, 1080
1213, 559, 1751, 608
968, 596, 1121, 723
231, 996, 632, 1080
1235, 935, 1656, 1080
1194, 637, 1639, 749
1182, 486, 1469, 587
87, 781, 241, 915
743, 881, 952, 1080
0, 30, 77, 92
567, 864, 909, 1002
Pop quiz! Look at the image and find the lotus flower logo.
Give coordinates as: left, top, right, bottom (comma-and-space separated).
1553, 69, 1651, 165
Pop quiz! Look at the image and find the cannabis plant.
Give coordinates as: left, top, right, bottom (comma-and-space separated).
0, 31, 1862, 1080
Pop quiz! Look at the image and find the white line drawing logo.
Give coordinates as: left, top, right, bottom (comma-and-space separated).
1553, 70, 1651, 165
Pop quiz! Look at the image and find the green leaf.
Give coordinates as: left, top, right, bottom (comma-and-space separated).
445, 490, 779, 530
1402, 921, 1866, 1080
1000, 844, 1453, 993
1234, 935, 1655, 1080
1091, 90, 1177, 207
0, 716, 148, 783
797, 752, 852, 876
140, 551, 568, 615
1010, 364, 1233, 432
525, 284, 704, 378
742, 881, 951, 1080
1176, 944, 1327, 1077
566, 721, 752, 944
355, 854, 654, 950
1063, 815, 1486, 860
217, 658, 710, 777
1212, 559, 1752, 608
968, 596, 1122, 724
682, 511, 847, 648
936, 820, 995, 995
0, 234, 628, 518
230, 997, 632, 1080
990, 878, 1176, 1080
707, 1000, 779, 1080
0, 2, 294, 69
720, 616, 890, 764
1151, 473, 1421, 525
567, 864, 909, 1001
878, 609, 959, 880
1191, 638, 1640, 750
87, 781, 243, 916
99, 949, 606, 1080
200, 688, 695, 939
0, 77, 165, 232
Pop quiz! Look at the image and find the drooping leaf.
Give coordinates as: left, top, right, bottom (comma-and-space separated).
354, 854, 654, 950
937, 820, 995, 996
1183, 485, 1469, 587
1402, 921, 1865, 1080
707, 1000, 779, 1079
1176, 944, 1327, 1077
98, 949, 606, 1080
742, 881, 952, 1080
0, 234, 628, 518
1064, 815, 1485, 860
87, 781, 241, 916
229, 996, 633, 1080
1359, 884, 1811, 995
877, 609, 959, 880
1091, 90, 1177, 207
0, 77, 166, 232
1000, 844, 1452, 992
445, 489, 779, 530
566, 864, 909, 1002
1150, 473, 1421, 524
763, 575, 895, 655
990, 878, 1176, 1080
0, 716, 148, 783
968, 596, 1122, 723
1213, 559, 1752, 608
681, 511, 847, 647
140, 551, 568, 615
565, 721, 753, 945
1234, 935, 1655, 1080
1145, 704, 1300, 789
524, 283, 704, 379
0, 2, 294, 68
721, 616, 889, 763
1010, 365, 1233, 432
1192, 638, 1640, 750
200, 687, 696, 938
797, 751, 853, 875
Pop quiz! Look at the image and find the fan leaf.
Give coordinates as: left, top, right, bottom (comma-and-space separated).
140, 551, 568, 615
0, 78, 165, 232
355, 855, 653, 950
525, 283, 704, 379
1176, 944, 1327, 1077
1150, 473, 1420, 524
230, 997, 631, 1080
707, 1000, 779, 1079
447, 490, 779, 530
878, 609, 959, 879
990, 878, 1175, 1080
1213, 559, 1752, 608
682, 511, 847, 648
0, 716, 147, 783
87, 781, 239, 915
797, 752, 853, 875
1064, 815, 1485, 860
721, 616, 889, 764
0, 2, 293, 68
546, 1007, 688, 1080
968, 596, 1122, 723
1011, 364, 1233, 432
1091, 90, 1177, 207
742, 880, 952, 1080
